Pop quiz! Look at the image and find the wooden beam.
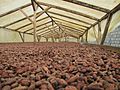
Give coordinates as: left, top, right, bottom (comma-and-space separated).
51, 16, 88, 28
19, 32, 25, 42
48, 11, 92, 25
38, 1, 99, 21
24, 21, 52, 33
62, 27, 79, 38
36, 7, 51, 18
56, 21, 86, 31
3, 11, 48, 28
85, 30, 88, 43
33, 0, 64, 32
32, 24, 54, 33
0, 26, 33, 35
0, 3, 31, 17
62, 26, 82, 36
15, 16, 48, 31
98, 22, 102, 43
33, 8, 37, 42
100, 14, 112, 45
93, 26, 99, 44
63, 0, 110, 13
19, 9, 34, 23
81, 3, 120, 38
88, 3, 120, 31
37, 26, 58, 34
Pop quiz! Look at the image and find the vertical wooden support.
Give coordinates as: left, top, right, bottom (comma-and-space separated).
81, 36, 84, 42
85, 30, 88, 43
98, 22, 102, 43
93, 26, 99, 44
19, 32, 25, 42
101, 14, 112, 45
37, 35, 41, 42
46, 38, 48, 42
33, 10, 37, 42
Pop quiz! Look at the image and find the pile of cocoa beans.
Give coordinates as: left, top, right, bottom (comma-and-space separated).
0, 42, 120, 90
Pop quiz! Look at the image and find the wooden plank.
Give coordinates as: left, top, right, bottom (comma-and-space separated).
63, 0, 110, 13
15, 16, 48, 31
51, 16, 88, 28
100, 14, 112, 45
38, 1, 99, 21
48, 11, 92, 25
0, 3, 31, 17
24, 21, 52, 33
19, 9, 34, 23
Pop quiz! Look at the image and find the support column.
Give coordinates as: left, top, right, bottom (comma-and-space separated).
101, 14, 112, 45
85, 30, 88, 43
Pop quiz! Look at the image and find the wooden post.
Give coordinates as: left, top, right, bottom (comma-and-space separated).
98, 22, 102, 43
85, 30, 88, 43
33, 10, 37, 42
93, 26, 99, 44
46, 38, 48, 42
81, 36, 84, 42
19, 32, 25, 42
100, 14, 112, 45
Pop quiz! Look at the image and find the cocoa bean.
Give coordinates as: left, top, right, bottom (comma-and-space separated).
67, 74, 79, 83
2, 85, 11, 90
65, 86, 77, 90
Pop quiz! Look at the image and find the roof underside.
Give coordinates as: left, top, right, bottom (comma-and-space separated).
0, 0, 120, 38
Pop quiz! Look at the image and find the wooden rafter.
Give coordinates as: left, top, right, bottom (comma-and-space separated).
51, 16, 88, 28
19, 9, 34, 23
87, 3, 120, 31
33, 0, 64, 32
56, 21, 86, 31
63, 0, 110, 13
38, 1, 99, 21
32, 24, 54, 33
36, 6, 51, 18
61, 26, 82, 36
15, 16, 48, 31
24, 21, 52, 33
82, 3, 120, 38
3, 10, 49, 28
37, 26, 58, 34
48, 11, 92, 25
0, 26, 32, 35
100, 14, 112, 45
0, 3, 31, 17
